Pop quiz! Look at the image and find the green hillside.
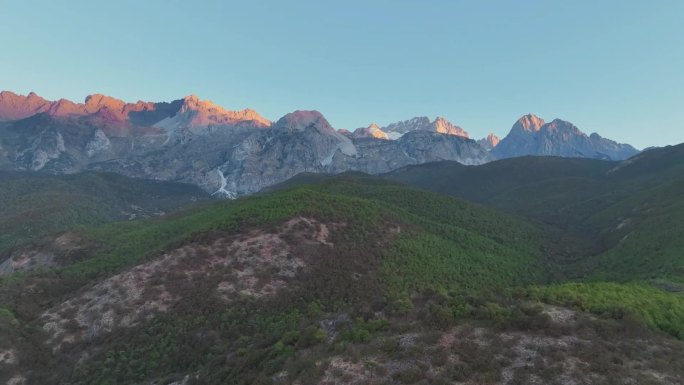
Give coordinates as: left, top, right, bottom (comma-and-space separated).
385, 145, 684, 227
0, 171, 208, 253
581, 178, 684, 284
1, 167, 684, 384
384, 144, 684, 282
0, 177, 567, 384
384, 156, 613, 206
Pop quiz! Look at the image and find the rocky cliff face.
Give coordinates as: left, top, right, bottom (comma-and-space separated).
332, 131, 491, 176
206, 112, 489, 196
493, 114, 638, 160
212, 111, 357, 196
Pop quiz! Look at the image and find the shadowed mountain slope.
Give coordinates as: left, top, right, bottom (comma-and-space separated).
0, 171, 209, 254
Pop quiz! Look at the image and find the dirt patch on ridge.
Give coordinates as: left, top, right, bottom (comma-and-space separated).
40, 216, 335, 350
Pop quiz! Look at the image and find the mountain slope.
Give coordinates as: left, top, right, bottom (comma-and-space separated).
0, 171, 208, 255
384, 143, 684, 284
384, 156, 613, 212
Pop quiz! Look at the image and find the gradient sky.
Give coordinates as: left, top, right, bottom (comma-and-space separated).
2, 0, 683, 148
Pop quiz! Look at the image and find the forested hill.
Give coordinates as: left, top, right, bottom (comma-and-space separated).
0, 171, 208, 253
1, 175, 683, 384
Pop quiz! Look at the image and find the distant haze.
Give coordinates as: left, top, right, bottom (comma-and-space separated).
1, 0, 682, 148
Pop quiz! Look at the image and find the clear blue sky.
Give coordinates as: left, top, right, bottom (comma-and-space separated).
2, 0, 683, 148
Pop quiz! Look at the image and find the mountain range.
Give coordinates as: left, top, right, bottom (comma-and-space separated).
0, 91, 639, 197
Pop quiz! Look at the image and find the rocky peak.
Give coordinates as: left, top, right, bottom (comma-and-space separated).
382, 116, 468, 139
148, 95, 271, 133
174, 95, 271, 128
493, 114, 639, 161
0, 90, 271, 130
274, 110, 334, 134
84, 94, 127, 114
0, 91, 53, 120
432, 116, 469, 138
477, 133, 500, 150
179, 94, 209, 114
26, 91, 47, 104
383, 116, 432, 137
353, 123, 390, 140
47, 98, 84, 117
512, 113, 545, 133
184, 94, 200, 103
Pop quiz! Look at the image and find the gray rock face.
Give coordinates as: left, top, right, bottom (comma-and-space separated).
85, 129, 111, 157
331, 131, 492, 176
6, 116, 68, 171
211, 112, 488, 195
493, 114, 639, 160
381, 116, 469, 139
216, 111, 356, 195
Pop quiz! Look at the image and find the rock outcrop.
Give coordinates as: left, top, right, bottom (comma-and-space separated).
478, 133, 500, 151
